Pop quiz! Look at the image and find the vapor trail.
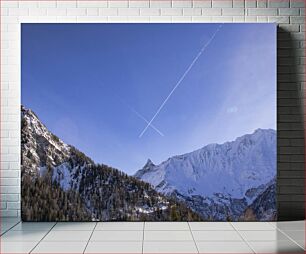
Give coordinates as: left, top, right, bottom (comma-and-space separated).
139, 24, 223, 138
118, 97, 165, 136
130, 107, 164, 137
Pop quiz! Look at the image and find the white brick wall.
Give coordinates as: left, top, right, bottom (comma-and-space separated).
0, 0, 305, 218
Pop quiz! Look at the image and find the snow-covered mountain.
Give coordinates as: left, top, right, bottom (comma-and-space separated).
21, 106, 201, 221
135, 129, 276, 221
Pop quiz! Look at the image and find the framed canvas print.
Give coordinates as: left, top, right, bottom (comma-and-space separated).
21, 23, 276, 222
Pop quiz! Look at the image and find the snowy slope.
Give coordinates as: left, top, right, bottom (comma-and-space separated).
136, 129, 276, 198
135, 129, 276, 220
21, 105, 201, 221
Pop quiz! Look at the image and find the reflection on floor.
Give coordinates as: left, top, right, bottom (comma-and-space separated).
0, 218, 305, 253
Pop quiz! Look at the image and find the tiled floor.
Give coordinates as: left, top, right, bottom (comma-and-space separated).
0, 218, 304, 253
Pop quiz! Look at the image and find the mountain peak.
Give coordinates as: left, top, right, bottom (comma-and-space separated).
135, 129, 276, 198
145, 159, 155, 167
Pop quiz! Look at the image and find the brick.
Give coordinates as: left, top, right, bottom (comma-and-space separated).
1, 202, 7, 210
57, 1, 77, 8
279, 130, 304, 138
1, 8, 9, 16
99, 8, 118, 16
1, 1, 18, 8
290, 16, 305, 24
193, 0, 212, 7
183, 8, 202, 16
279, 147, 304, 155
278, 114, 303, 123
9, 163, 20, 170
279, 186, 304, 194
161, 8, 183, 16
233, 16, 245, 22
38, 1, 57, 8
127, 16, 150, 22
108, 1, 129, 8
129, 1, 150, 7
269, 16, 290, 23
7, 202, 20, 210
0, 178, 19, 186
172, 16, 193, 22
268, 0, 290, 8
245, 0, 256, 7
278, 170, 305, 179
140, 8, 160, 16
222, 8, 245, 15
202, 8, 222, 15
0, 194, 19, 202
78, 1, 107, 8
0, 170, 19, 178
118, 8, 140, 16
29, 8, 48, 16
278, 8, 300, 15
67, 8, 87, 16
212, 16, 234, 22
0, 210, 18, 217
212, 0, 233, 7
233, 0, 244, 7
278, 24, 300, 32
0, 186, 20, 194
247, 8, 278, 15
257, 0, 267, 8
278, 178, 305, 186
86, 8, 99, 16
290, 139, 305, 146
277, 123, 304, 131
192, 16, 212, 22
244, 16, 257, 22
290, 0, 305, 8
300, 25, 305, 32
149, 16, 172, 22
150, 0, 172, 7
8, 8, 29, 16
278, 195, 305, 202
172, 1, 193, 7
47, 8, 67, 16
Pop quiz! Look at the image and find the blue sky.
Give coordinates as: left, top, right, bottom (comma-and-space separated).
22, 23, 276, 174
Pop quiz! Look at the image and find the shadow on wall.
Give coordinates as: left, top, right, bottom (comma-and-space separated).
277, 27, 305, 221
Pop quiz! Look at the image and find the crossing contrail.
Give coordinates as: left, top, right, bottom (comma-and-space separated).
118, 97, 165, 136
139, 24, 223, 138
130, 107, 164, 137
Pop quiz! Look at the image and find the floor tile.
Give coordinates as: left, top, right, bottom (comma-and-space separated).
1, 230, 47, 242
144, 230, 193, 241
85, 241, 142, 253
90, 230, 143, 241
189, 222, 234, 231
11, 222, 55, 231
42, 230, 92, 242
282, 230, 305, 249
197, 241, 253, 253
0, 241, 37, 253
1, 221, 21, 234
95, 222, 143, 231
145, 222, 189, 230
192, 230, 242, 241
143, 241, 198, 253
239, 230, 290, 241
32, 241, 87, 253
249, 240, 305, 253
273, 221, 305, 231
0, 217, 21, 224
52, 222, 96, 231
232, 222, 275, 231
